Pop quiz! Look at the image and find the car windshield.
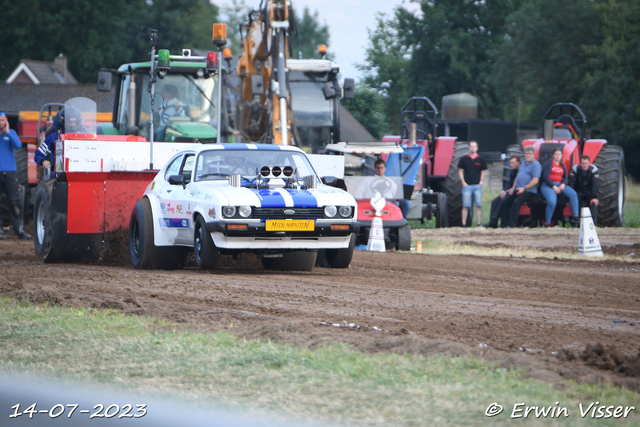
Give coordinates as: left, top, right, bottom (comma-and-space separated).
195, 149, 318, 182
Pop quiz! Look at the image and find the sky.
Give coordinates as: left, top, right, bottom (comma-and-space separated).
215, 0, 421, 82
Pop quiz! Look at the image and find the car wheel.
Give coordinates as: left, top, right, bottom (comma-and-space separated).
194, 215, 219, 269
129, 198, 158, 269
325, 234, 355, 268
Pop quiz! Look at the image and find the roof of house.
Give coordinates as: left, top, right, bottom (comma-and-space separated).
0, 83, 114, 114
338, 105, 376, 142
7, 59, 79, 85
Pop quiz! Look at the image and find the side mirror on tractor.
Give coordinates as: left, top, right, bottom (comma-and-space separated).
342, 78, 355, 100
323, 82, 336, 100
97, 71, 112, 92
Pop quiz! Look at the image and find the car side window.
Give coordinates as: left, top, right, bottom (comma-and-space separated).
164, 155, 183, 181
181, 154, 195, 184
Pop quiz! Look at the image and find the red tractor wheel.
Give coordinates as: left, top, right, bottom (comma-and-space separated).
593, 145, 626, 227
442, 141, 471, 226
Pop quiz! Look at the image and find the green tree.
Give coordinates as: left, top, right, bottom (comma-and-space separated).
132, 0, 220, 60
360, 1, 518, 132
490, 0, 603, 123
0, 0, 147, 83
219, 0, 251, 56
359, 12, 411, 133
0, 0, 219, 83
290, 6, 332, 60
342, 83, 389, 139
582, 0, 640, 179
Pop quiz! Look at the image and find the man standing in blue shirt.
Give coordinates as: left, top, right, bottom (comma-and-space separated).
499, 145, 542, 228
0, 113, 32, 239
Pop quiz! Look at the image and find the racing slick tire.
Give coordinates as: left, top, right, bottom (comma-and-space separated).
593, 145, 626, 227
262, 250, 317, 271
324, 234, 356, 268
129, 198, 185, 270
129, 198, 157, 269
442, 141, 472, 227
396, 224, 412, 251
33, 182, 68, 263
194, 215, 220, 270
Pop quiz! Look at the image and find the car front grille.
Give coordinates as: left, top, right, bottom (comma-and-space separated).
253, 207, 325, 219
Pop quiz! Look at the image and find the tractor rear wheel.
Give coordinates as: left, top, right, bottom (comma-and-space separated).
15, 147, 32, 227
435, 192, 448, 228
441, 141, 471, 226
33, 183, 68, 263
593, 145, 626, 227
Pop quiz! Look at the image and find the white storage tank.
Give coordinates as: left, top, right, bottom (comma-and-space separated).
441, 93, 477, 119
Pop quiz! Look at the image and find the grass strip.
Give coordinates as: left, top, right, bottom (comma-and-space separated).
1, 298, 639, 426
408, 239, 637, 262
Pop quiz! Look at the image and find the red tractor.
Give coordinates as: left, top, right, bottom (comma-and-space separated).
383, 97, 468, 227
504, 103, 626, 227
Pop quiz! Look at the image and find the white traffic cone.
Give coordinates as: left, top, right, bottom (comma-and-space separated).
578, 207, 603, 257
367, 192, 386, 252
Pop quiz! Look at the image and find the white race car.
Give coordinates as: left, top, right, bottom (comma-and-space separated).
129, 144, 358, 271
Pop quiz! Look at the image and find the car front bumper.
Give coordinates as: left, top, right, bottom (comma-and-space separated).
206, 220, 360, 250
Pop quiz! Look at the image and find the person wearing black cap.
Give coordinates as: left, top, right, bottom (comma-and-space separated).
0, 112, 32, 239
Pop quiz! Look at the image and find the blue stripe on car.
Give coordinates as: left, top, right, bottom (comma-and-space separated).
253, 189, 286, 207
250, 188, 318, 207
286, 189, 318, 207
159, 218, 190, 228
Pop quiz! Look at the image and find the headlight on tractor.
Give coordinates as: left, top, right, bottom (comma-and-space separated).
222, 206, 236, 218
324, 205, 337, 218
238, 206, 252, 218
339, 206, 353, 218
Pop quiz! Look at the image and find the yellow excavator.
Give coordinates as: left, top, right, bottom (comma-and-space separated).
236, 0, 354, 152
236, 0, 293, 146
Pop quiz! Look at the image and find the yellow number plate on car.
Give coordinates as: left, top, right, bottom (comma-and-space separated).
266, 220, 315, 231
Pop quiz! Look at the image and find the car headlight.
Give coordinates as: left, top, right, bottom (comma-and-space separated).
238, 206, 252, 218
339, 206, 352, 218
324, 205, 337, 218
222, 206, 236, 217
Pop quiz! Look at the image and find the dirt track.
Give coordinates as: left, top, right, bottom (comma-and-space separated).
1, 227, 640, 390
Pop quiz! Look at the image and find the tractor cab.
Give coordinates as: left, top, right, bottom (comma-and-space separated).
97, 49, 237, 144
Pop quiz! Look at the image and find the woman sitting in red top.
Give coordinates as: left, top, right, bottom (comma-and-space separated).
540, 148, 579, 226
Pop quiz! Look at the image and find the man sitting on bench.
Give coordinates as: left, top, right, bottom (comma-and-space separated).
499, 145, 542, 228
